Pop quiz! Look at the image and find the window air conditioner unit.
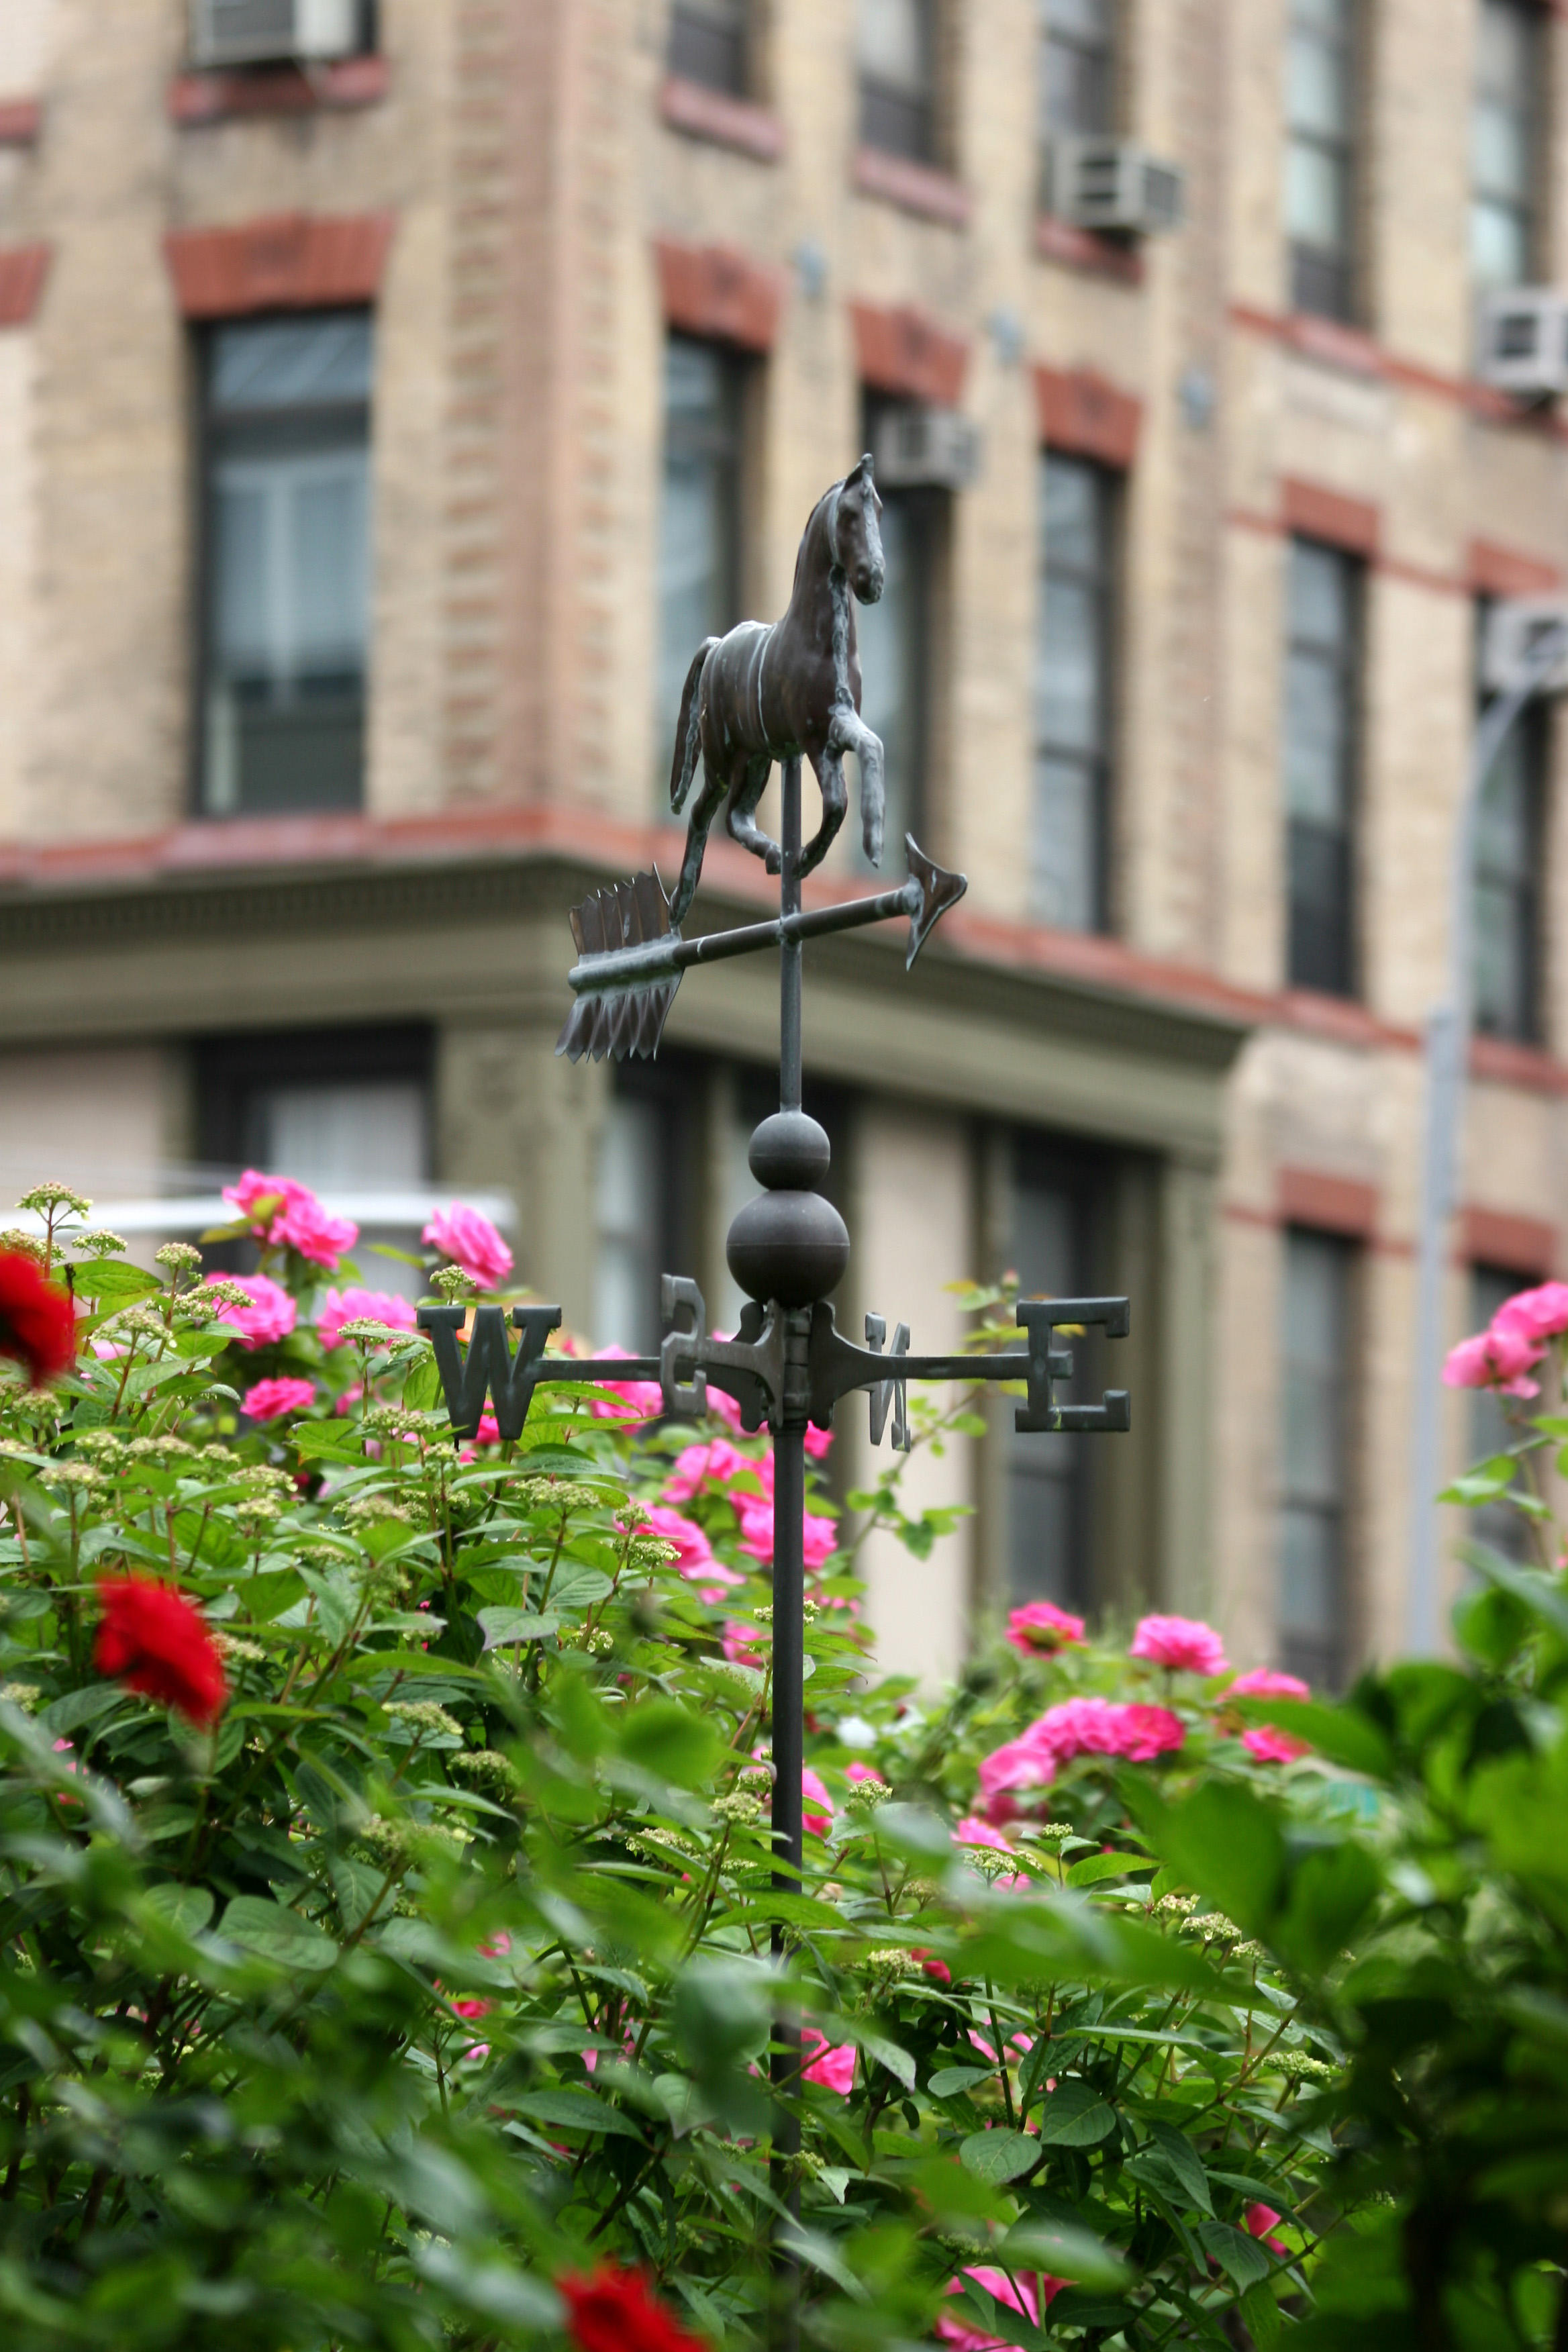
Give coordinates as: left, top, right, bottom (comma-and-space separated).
1044, 137, 1184, 236
189, 0, 362, 69
1479, 597, 1568, 697
1476, 288, 1568, 399
873, 405, 981, 491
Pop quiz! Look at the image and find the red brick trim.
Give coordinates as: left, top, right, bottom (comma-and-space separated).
1282, 476, 1380, 558
168, 54, 390, 126
1470, 1034, 1568, 1094
852, 145, 971, 227
1461, 1206, 1556, 1276
1230, 298, 1568, 440
0, 243, 50, 328
1467, 537, 1563, 597
1034, 214, 1144, 286
1034, 364, 1142, 468
850, 299, 968, 405
162, 211, 395, 319
1278, 1167, 1379, 1239
659, 75, 785, 162
0, 97, 42, 146
654, 238, 783, 354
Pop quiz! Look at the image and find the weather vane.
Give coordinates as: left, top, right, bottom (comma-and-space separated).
420, 456, 1131, 2343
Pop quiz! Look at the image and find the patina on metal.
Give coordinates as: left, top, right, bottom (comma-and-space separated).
420, 465, 1134, 2350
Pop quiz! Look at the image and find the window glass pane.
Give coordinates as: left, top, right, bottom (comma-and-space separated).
1279, 1229, 1352, 1683
1286, 29, 1349, 138
1471, 0, 1537, 285
256, 1077, 429, 1302
1285, 652, 1349, 824
1474, 103, 1531, 203
1472, 659, 1542, 1040
1284, 540, 1357, 992
203, 312, 371, 816
1289, 540, 1351, 645
1008, 1155, 1090, 1609
594, 1094, 665, 1355
857, 0, 931, 94
1034, 455, 1110, 932
656, 338, 740, 777
853, 494, 926, 867
1286, 142, 1349, 248
1041, 0, 1113, 138
669, 0, 746, 95
1471, 199, 1531, 287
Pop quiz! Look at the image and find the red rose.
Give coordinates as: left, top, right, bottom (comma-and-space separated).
95, 1575, 228, 1728
0, 1250, 75, 1387
560, 2265, 705, 2352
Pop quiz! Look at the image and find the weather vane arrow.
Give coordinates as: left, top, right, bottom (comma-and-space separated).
417, 455, 1132, 2351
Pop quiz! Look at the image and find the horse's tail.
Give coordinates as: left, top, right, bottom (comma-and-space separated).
669, 638, 717, 815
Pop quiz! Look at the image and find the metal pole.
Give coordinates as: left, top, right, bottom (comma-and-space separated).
770, 755, 805, 2352
1407, 635, 1564, 1653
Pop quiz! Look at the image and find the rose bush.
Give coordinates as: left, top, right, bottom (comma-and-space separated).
0, 1180, 1416, 2349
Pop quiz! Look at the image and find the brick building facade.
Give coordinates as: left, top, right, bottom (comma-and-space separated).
3, 0, 1565, 1680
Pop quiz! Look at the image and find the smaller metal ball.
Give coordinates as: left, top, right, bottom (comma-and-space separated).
726, 1187, 849, 1308
748, 1110, 831, 1192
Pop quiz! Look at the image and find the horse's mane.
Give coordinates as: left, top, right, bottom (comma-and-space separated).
789, 478, 843, 599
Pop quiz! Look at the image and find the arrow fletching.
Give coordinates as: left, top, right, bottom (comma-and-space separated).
556, 868, 682, 1063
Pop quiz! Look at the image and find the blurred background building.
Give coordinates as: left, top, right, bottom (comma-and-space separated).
2, 0, 1566, 1680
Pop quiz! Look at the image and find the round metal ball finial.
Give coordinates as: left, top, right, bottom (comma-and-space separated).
726, 1111, 849, 1308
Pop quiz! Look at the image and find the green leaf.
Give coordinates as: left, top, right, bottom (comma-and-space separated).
1198, 2220, 1270, 2291
477, 1608, 560, 1649
1275, 1838, 1380, 1975
1142, 2118, 1214, 2214
928, 2065, 994, 2097
1030, 2078, 1117, 2147
996, 2221, 1130, 2290
856, 2028, 916, 2092
141, 1883, 215, 1937
960, 2128, 1040, 2184
1234, 1697, 1393, 1778
511, 2088, 644, 2141
1134, 1779, 1287, 1937
70, 1261, 163, 1307
217, 1895, 338, 1971
1242, 2282, 1283, 2347
617, 1699, 721, 1792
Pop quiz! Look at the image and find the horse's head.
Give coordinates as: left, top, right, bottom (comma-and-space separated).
833, 454, 885, 604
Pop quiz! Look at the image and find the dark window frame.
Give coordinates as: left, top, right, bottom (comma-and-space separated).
1033, 447, 1118, 935
1473, 609, 1547, 1044
656, 332, 750, 792
857, 0, 939, 164
667, 0, 750, 97
1284, 534, 1362, 999
1279, 1223, 1356, 1690
1040, 0, 1117, 141
1471, 0, 1545, 289
856, 392, 947, 863
195, 307, 375, 820
1285, 0, 1360, 322
1006, 1131, 1110, 1616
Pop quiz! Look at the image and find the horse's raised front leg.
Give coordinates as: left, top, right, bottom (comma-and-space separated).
724, 751, 781, 875
670, 759, 728, 924
796, 742, 846, 880
841, 709, 886, 869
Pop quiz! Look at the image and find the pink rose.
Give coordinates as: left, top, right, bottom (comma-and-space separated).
800, 2027, 856, 2094
954, 1814, 1015, 1855
1228, 1667, 1310, 1700
1114, 1703, 1185, 1761
1245, 2202, 1288, 2257
919, 1953, 953, 1986
1242, 1726, 1311, 1765
206, 1272, 297, 1350
707, 1381, 744, 1431
1130, 1614, 1229, 1676
223, 1170, 356, 1271
738, 1497, 836, 1569
1492, 1281, 1568, 1343
1005, 1600, 1086, 1656
936, 2265, 1064, 2349
422, 1202, 513, 1291
638, 1503, 714, 1574
661, 1437, 750, 1500
802, 1765, 834, 1836
1442, 1325, 1544, 1398
317, 1287, 419, 1349
803, 1423, 833, 1460
722, 1620, 765, 1666
241, 1375, 315, 1422
587, 1344, 664, 1423
1032, 1695, 1131, 1763
968, 2025, 1034, 2063
846, 1761, 885, 1786
977, 1728, 1060, 1803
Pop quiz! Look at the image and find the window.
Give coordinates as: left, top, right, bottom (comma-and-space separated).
1040, 0, 1115, 140
1474, 700, 1545, 1040
857, 0, 936, 162
1284, 0, 1359, 320
1469, 1264, 1533, 1559
656, 337, 744, 783
1007, 1142, 1101, 1612
201, 312, 373, 816
195, 1026, 432, 1299
1471, 0, 1542, 288
592, 1063, 701, 1355
1033, 452, 1116, 932
1284, 538, 1360, 996
1279, 1228, 1353, 1687
668, 0, 748, 95
853, 410, 942, 867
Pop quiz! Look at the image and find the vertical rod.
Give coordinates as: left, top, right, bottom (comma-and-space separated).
771, 752, 805, 2352
781, 754, 803, 1114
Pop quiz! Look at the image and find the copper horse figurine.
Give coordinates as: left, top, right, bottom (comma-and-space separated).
667, 454, 887, 923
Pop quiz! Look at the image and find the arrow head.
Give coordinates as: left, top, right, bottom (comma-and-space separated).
556, 867, 683, 1063
903, 834, 968, 969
